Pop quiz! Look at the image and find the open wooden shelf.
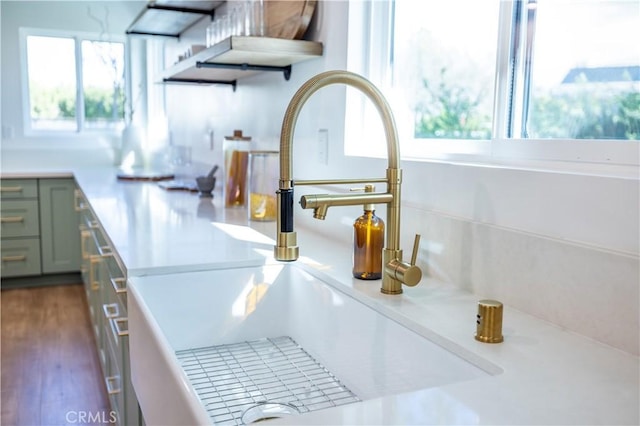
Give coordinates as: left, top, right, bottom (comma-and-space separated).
160, 36, 323, 89
126, 0, 223, 37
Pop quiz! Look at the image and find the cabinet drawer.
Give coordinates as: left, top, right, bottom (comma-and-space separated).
104, 300, 131, 426
1, 238, 41, 277
103, 319, 124, 426
1, 200, 40, 238
0, 179, 38, 199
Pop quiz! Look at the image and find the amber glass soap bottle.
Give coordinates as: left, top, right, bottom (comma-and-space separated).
353, 184, 384, 280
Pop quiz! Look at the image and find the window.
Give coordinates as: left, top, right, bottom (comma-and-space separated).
522, 1, 639, 140
346, 0, 640, 164
21, 28, 125, 134
393, 0, 499, 141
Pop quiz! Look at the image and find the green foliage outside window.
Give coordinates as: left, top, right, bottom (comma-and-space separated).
528, 89, 639, 140
413, 68, 639, 140
83, 86, 125, 122
30, 83, 124, 122
30, 82, 75, 119
414, 67, 492, 140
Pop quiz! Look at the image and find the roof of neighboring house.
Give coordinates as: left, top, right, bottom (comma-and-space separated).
561, 65, 640, 83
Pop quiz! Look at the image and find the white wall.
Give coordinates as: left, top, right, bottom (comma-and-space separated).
161, 0, 353, 178
1, 1, 637, 355
163, 1, 639, 355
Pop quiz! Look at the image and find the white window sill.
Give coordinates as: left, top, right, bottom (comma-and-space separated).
401, 152, 639, 181
347, 134, 639, 180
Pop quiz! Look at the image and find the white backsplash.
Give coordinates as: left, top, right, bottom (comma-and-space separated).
294, 199, 639, 356
404, 207, 639, 355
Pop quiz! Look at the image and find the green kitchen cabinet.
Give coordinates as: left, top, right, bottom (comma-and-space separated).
1, 177, 81, 281
1, 179, 41, 278
39, 178, 81, 274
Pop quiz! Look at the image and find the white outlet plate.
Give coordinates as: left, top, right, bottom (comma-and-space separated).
317, 128, 329, 165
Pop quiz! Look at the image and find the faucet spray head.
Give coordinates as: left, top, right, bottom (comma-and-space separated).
312, 205, 328, 220
274, 187, 299, 261
275, 231, 299, 261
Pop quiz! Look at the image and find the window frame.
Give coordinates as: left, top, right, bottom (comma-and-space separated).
345, 0, 640, 169
19, 27, 127, 137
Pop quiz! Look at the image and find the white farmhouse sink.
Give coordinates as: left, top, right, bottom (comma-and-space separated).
128, 263, 500, 425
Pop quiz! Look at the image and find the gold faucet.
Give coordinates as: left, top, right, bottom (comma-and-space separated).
274, 70, 422, 294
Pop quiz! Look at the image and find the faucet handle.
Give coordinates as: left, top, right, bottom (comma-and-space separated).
400, 234, 422, 286
385, 234, 422, 288
387, 260, 422, 287
410, 234, 421, 266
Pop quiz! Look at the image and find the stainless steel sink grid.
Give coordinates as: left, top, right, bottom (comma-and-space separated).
175, 336, 361, 425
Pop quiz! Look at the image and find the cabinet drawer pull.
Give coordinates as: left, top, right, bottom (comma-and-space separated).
103, 303, 119, 319
73, 189, 88, 212
0, 186, 23, 193
105, 376, 121, 395
113, 317, 129, 337
0, 216, 25, 223
2, 255, 27, 262
110, 277, 127, 294
89, 255, 101, 290
80, 229, 91, 260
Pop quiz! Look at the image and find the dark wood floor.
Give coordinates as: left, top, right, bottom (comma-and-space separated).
1, 283, 110, 426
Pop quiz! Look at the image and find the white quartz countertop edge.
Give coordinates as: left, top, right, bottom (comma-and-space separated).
2, 170, 74, 178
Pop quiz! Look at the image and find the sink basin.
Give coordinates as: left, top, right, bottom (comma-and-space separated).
128, 263, 500, 425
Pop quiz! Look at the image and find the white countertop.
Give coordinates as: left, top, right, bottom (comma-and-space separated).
76, 167, 277, 276
3, 167, 638, 425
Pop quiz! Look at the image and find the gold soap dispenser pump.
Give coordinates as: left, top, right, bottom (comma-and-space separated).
352, 184, 385, 280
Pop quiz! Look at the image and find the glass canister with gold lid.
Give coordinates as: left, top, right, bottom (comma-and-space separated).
223, 130, 251, 207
